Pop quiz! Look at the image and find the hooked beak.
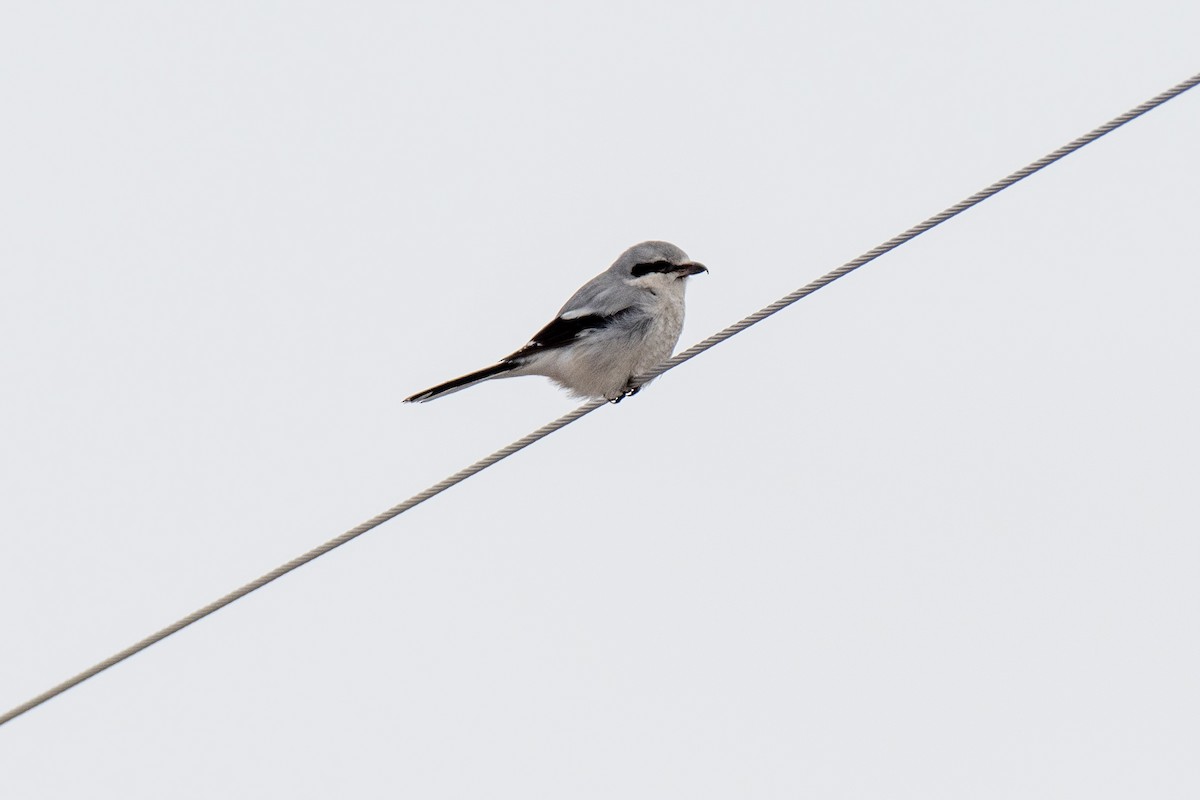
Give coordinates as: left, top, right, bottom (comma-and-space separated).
677, 261, 708, 276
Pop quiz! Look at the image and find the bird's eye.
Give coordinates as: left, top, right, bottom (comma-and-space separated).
631, 260, 676, 277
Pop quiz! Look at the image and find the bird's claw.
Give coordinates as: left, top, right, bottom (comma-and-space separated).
608, 385, 641, 404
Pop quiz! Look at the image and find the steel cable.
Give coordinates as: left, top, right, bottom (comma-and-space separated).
3, 70, 1197, 728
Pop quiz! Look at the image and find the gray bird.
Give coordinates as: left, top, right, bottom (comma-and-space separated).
404, 241, 707, 403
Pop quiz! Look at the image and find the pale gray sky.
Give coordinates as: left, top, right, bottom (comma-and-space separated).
2, 2, 1198, 798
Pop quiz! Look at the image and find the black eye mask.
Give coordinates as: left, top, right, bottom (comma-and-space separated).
630, 260, 677, 277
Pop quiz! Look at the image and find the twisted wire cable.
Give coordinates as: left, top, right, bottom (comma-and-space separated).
637, 72, 1200, 384
3, 70, 1197, 728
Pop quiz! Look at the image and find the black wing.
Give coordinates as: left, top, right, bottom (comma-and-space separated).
503, 307, 635, 361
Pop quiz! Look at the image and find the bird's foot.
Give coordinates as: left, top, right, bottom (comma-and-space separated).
608, 385, 640, 404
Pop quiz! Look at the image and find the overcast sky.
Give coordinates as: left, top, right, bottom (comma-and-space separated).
2, 2, 1198, 798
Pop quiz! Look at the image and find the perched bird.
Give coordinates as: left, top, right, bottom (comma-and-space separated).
404, 241, 708, 403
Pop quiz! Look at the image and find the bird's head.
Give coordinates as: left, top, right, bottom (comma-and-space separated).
613, 241, 708, 284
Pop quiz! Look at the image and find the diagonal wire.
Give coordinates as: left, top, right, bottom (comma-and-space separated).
641, 72, 1200, 384
3, 71, 1197, 729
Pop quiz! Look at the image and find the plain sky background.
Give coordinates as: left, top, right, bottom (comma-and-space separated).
2, 2, 1198, 797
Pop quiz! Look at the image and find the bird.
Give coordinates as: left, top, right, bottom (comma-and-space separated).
404, 240, 708, 404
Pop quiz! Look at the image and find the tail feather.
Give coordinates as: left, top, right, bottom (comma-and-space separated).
404, 362, 519, 403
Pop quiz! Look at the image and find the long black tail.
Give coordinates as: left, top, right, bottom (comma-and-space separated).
404, 362, 519, 403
